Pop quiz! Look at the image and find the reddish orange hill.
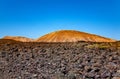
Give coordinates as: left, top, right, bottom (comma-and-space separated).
2, 36, 34, 42
36, 30, 116, 42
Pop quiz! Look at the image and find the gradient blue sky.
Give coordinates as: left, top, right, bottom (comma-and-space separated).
0, 0, 120, 40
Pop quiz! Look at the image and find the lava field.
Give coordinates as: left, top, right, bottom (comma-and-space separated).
0, 39, 120, 79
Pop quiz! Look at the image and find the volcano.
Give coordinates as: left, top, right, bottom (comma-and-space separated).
2, 36, 34, 42
36, 30, 116, 42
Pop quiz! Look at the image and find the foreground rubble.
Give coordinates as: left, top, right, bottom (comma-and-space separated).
0, 39, 120, 79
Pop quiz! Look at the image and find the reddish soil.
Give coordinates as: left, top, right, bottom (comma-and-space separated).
36, 30, 116, 42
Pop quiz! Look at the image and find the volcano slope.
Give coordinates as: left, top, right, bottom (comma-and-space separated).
36, 30, 115, 42
2, 36, 34, 42
0, 39, 120, 79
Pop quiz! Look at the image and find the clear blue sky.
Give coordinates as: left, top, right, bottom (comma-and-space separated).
0, 0, 120, 40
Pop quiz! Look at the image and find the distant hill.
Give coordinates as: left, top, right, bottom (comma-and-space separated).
36, 30, 116, 42
2, 36, 34, 42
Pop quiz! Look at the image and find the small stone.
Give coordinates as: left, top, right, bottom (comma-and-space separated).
33, 74, 37, 77
95, 75, 100, 78
0, 52, 7, 58
68, 74, 76, 79
18, 76, 21, 79
112, 77, 120, 79
117, 70, 120, 73
112, 73, 120, 77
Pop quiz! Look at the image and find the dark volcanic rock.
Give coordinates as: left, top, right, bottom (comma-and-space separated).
0, 40, 120, 79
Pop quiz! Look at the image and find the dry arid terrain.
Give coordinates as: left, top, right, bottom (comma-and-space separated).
2, 30, 115, 43
0, 39, 120, 79
2, 36, 34, 42
36, 30, 115, 42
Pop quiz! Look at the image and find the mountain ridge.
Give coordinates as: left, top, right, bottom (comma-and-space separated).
36, 30, 116, 42
1, 30, 116, 42
2, 36, 34, 42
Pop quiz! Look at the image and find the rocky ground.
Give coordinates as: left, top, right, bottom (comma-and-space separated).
0, 39, 120, 79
